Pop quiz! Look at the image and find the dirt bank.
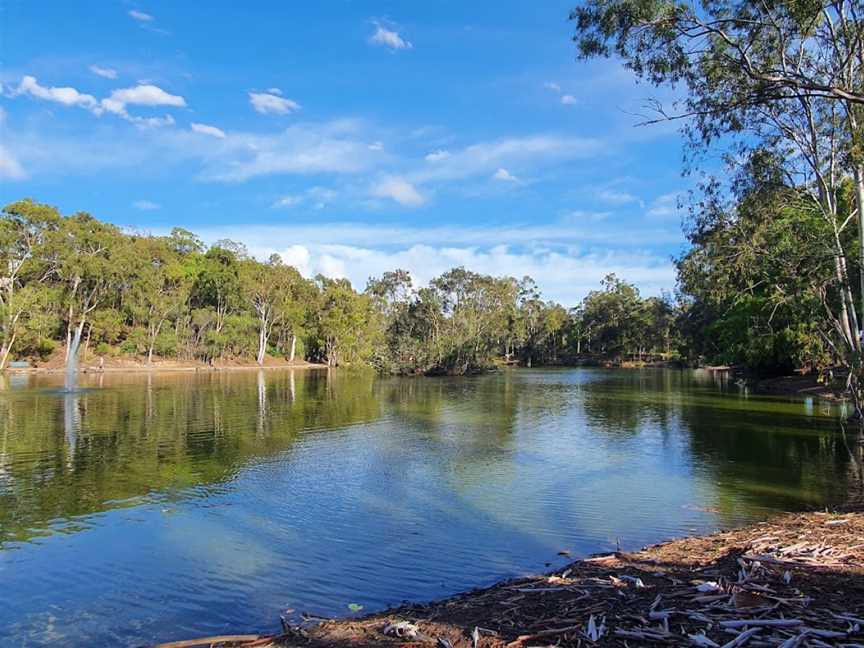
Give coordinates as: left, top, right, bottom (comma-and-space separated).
5, 348, 328, 374
155, 510, 864, 648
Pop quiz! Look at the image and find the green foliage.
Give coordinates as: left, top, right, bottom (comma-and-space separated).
0, 200, 698, 374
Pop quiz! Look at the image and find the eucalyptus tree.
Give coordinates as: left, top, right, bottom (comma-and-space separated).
573, 0, 864, 410
20, 206, 129, 375
0, 200, 59, 369
577, 274, 643, 358
427, 268, 519, 373
128, 236, 190, 364
315, 276, 380, 367
365, 269, 421, 372
241, 254, 307, 365
676, 155, 841, 373
189, 244, 242, 360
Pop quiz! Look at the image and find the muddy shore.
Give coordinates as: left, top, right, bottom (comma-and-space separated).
155, 510, 864, 648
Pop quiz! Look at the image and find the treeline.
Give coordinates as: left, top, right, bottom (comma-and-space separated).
0, 199, 679, 374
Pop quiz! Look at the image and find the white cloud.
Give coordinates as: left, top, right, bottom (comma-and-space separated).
10, 75, 100, 112
492, 167, 517, 182
128, 9, 154, 22
192, 219, 681, 253
101, 84, 186, 115
560, 210, 611, 223
89, 65, 118, 80
646, 192, 683, 218
0, 145, 26, 180
249, 91, 300, 115
202, 229, 676, 305
132, 200, 160, 210
133, 114, 175, 128
7, 76, 182, 126
368, 141, 384, 151
272, 195, 304, 209
425, 149, 451, 162
370, 176, 426, 206
190, 122, 226, 139
412, 135, 603, 184
369, 21, 412, 50
307, 186, 337, 208
560, 94, 578, 105
595, 188, 639, 205
544, 82, 561, 92
199, 122, 374, 182
272, 187, 338, 210
277, 245, 313, 275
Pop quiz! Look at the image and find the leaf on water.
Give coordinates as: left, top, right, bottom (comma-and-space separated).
347, 603, 363, 612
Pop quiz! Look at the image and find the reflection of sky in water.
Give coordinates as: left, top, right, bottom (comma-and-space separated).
0, 368, 857, 646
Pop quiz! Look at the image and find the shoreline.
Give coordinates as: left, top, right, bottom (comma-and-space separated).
4, 361, 850, 403
155, 509, 864, 648
4, 359, 330, 375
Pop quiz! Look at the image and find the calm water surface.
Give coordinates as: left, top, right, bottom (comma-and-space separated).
0, 368, 860, 646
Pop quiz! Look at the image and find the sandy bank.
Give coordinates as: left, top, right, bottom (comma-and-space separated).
4, 352, 329, 374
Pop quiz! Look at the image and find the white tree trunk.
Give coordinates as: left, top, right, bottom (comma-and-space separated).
0, 333, 16, 371
855, 165, 864, 318
256, 316, 269, 366
289, 335, 296, 362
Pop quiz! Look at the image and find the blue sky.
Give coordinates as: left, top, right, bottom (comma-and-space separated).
0, 1, 689, 305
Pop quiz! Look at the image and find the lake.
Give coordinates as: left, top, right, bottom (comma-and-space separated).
0, 367, 859, 646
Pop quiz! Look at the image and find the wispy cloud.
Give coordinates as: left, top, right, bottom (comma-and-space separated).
132, 200, 160, 210
127, 9, 170, 35
190, 122, 226, 139
249, 90, 300, 115
492, 167, 517, 182
425, 149, 451, 162
560, 210, 611, 223
411, 135, 603, 185
128, 9, 154, 22
272, 195, 304, 209
595, 187, 640, 205
189, 220, 681, 252
370, 175, 425, 206
369, 20, 412, 50
646, 192, 683, 219
89, 65, 118, 80
544, 81, 577, 106
198, 121, 375, 182
0, 144, 27, 180
272, 186, 336, 210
